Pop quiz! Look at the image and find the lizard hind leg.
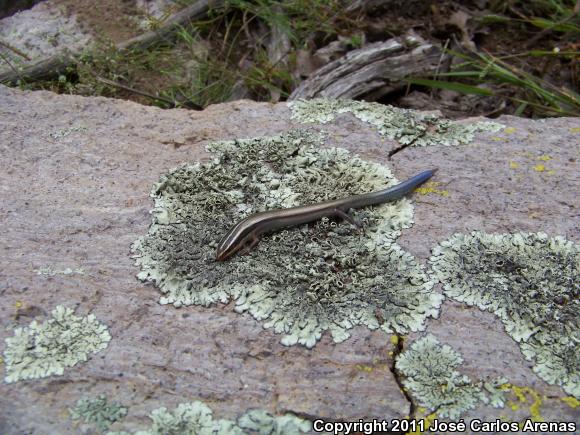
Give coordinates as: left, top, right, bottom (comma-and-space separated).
334, 208, 364, 234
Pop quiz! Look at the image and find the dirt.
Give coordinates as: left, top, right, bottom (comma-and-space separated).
58, 0, 142, 43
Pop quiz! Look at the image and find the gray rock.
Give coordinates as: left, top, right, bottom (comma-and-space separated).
0, 86, 578, 434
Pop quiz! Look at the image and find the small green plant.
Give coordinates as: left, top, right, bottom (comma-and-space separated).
410, 49, 580, 117
486, 0, 579, 25
411, 0, 579, 117
188, 0, 357, 102
15, 1, 361, 107
159, 55, 238, 108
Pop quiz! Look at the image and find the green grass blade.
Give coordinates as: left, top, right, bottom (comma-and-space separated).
409, 78, 494, 96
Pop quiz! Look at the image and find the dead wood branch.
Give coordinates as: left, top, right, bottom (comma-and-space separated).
0, 0, 225, 84
288, 33, 443, 101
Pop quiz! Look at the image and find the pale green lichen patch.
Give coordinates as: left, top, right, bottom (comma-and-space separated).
108, 401, 242, 435
429, 232, 579, 398
132, 129, 442, 347
288, 98, 503, 146
396, 335, 508, 419
107, 402, 310, 435
234, 241, 441, 347
48, 125, 87, 140
70, 395, 128, 432
237, 409, 312, 434
3, 305, 111, 383
35, 266, 85, 276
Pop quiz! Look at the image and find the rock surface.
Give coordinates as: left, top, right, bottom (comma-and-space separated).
0, 86, 578, 434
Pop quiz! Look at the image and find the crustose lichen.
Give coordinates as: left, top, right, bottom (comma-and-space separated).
429, 231, 579, 398
132, 129, 442, 347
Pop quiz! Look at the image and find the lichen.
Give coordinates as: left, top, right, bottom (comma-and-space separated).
395, 335, 508, 419
106, 402, 309, 435
237, 409, 311, 434
70, 395, 128, 432
561, 396, 579, 408
48, 125, 87, 140
35, 266, 85, 276
3, 305, 111, 383
133, 129, 442, 347
413, 182, 449, 197
408, 409, 438, 435
288, 99, 503, 147
499, 384, 544, 421
429, 231, 579, 398
234, 242, 441, 347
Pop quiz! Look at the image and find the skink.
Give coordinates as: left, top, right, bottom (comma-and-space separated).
216, 169, 437, 261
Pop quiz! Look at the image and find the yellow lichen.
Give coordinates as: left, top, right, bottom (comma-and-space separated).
406, 410, 438, 435
570, 127, 580, 133
504, 127, 517, 134
561, 396, 580, 408
355, 364, 373, 372
491, 136, 503, 141
14, 300, 22, 309
500, 384, 545, 422
509, 161, 520, 169
533, 164, 546, 172
537, 155, 552, 161
391, 335, 400, 346
414, 182, 449, 196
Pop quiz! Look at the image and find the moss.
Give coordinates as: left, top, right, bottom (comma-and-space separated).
288, 99, 503, 147
133, 129, 442, 347
70, 395, 128, 432
3, 305, 111, 383
395, 335, 508, 419
107, 402, 309, 435
429, 231, 579, 398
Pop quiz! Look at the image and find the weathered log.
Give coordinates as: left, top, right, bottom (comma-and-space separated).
116, 0, 225, 52
288, 33, 443, 101
265, 4, 291, 102
0, 0, 225, 84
